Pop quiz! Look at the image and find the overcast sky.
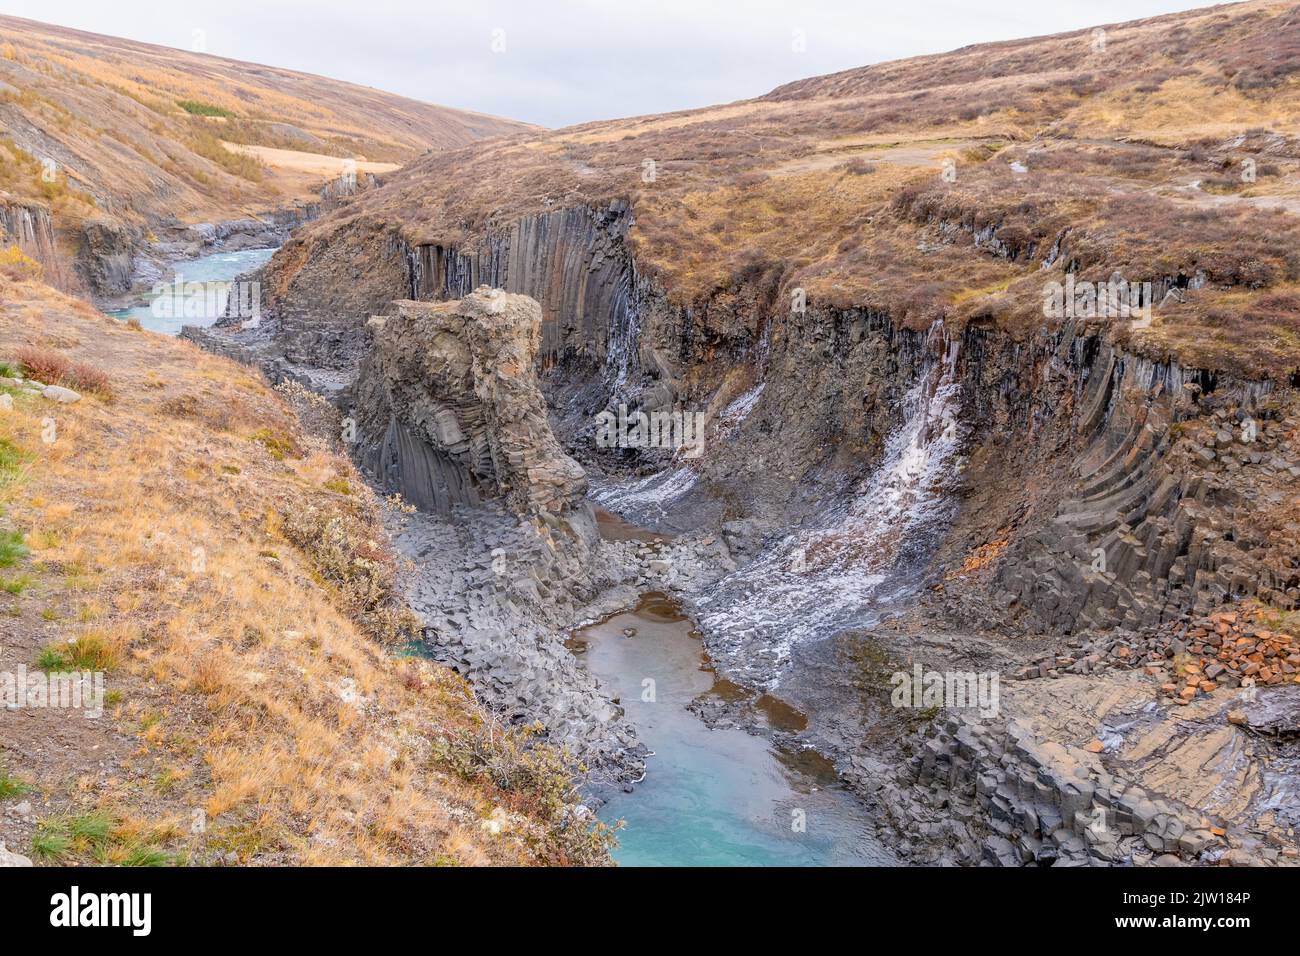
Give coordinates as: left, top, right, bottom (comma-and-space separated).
1, 0, 1209, 127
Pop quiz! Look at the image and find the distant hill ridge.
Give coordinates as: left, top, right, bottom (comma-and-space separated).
0, 14, 535, 296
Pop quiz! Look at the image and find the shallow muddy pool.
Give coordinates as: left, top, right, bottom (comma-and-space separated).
593, 507, 672, 544
570, 591, 893, 866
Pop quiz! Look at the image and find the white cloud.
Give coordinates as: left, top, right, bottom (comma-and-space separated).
1, 0, 1206, 127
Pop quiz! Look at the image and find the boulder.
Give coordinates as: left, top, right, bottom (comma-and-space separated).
42, 384, 81, 404
0, 843, 32, 867
354, 287, 589, 522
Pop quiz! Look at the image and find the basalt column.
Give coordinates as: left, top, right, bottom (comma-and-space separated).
353, 286, 592, 526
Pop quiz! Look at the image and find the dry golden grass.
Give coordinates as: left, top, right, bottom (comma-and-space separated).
0, 276, 608, 866
0, 12, 534, 262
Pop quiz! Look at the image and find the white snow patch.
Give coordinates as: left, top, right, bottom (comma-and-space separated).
590, 465, 699, 524
696, 325, 967, 687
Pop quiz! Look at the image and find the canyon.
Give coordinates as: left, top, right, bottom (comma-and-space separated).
188, 0, 1300, 866
4, 0, 1300, 867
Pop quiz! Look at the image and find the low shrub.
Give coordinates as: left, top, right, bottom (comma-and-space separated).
0, 529, 27, 567
13, 346, 112, 397
840, 157, 877, 175
280, 501, 420, 645
433, 719, 619, 866
35, 630, 125, 672
0, 761, 30, 798
0, 245, 43, 281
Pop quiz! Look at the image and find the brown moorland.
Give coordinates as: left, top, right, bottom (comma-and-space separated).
0, 14, 536, 298
274, 0, 1300, 380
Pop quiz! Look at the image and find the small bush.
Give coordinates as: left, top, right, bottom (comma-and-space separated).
13, 345, 67, 384
280, 501, 419, 645
840, 157, 877, 175
118, 844, 175, 867
0, 437, 29, 486
29, 812, 172, 865
249, 427, 300, 461
961, 142, 1005, 163
68, 361, 110, 396
0, 530, 27, 568
69, 811, 112, 844
0, 245, 43, 281
13, 346, 111, 398
36, 631, 124, 672
433, 719, 618, 865
0, 761, 30, 798
30, 822, 70, 861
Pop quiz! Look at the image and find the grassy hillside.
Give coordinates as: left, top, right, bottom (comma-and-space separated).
0, 276, 609, 866
279, 0, 1300, 380
0, 14, 534, 222
0, 14, 538, 301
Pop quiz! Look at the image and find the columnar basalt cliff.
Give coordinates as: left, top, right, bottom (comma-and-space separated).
353, 288, 590, 521
348, 288, 651, 790
995, 347, 1297, 633
0, 195, 77, 291
407, 204, 637, 368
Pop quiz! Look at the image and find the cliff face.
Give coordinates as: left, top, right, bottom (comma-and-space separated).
353, 288, 590, 521
73, 217, 134, 297
0, 196, 77, 292
255, 203, 639, 377
246, 192, 1300, 640
993, 345, 1296, 632
407, 204, 636, 369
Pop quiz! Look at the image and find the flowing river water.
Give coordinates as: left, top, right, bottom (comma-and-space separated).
103, 247, 276, 335
569, 586, 893, 866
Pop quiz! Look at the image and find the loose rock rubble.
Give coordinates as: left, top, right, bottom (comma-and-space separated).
1155, 608, 1300, 702
387, 496, 735, 795
1019, 603, 1300, 706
